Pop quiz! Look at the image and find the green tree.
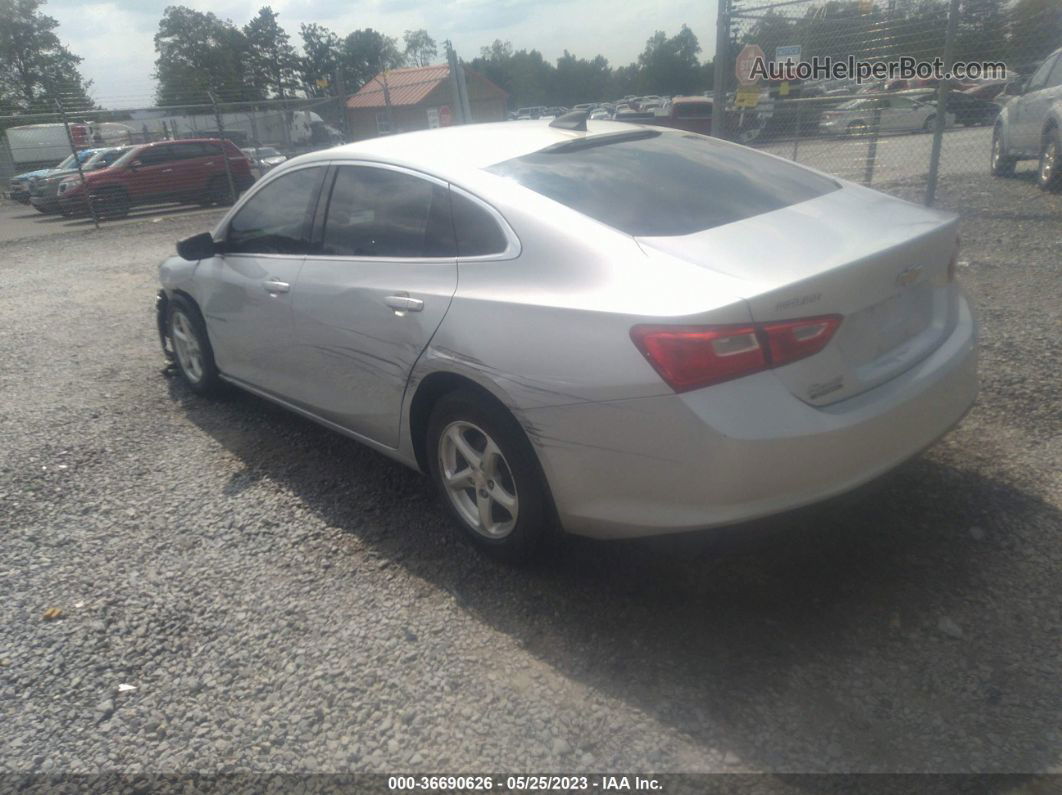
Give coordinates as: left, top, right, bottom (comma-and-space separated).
637, 25, 703, 95
299, 23, 341, 97
402, 29, 437, 67
553, 51, 612, 105
342, 28, 402, 90
0, 0, 93, 113
1008, 0, 1062, 69
243, 6, 299, 99
154, 6, 256, 106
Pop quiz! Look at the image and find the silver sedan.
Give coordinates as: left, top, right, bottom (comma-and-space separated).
156, 119, 977, 561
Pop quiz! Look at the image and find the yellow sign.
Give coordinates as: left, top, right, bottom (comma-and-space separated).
779, 81, 790, 96
315, 78, 329, 88
735, 87, 760, 109
859, 0, 874, 12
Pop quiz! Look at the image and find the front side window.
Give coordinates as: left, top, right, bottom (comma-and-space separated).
137, 146, 174, 166
226, 167, 324, 255
321, 166, 454, 258
1026, 56, 1057, 92
487, 130, 838, 237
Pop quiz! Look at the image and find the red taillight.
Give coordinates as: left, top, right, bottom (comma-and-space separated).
761, 315, 843, 366
631, 314, 843, 393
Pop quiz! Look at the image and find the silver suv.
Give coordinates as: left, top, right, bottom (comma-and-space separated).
992, 48, 1062, 189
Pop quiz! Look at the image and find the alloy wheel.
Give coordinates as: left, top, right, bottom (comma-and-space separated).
438, 420, 519, 539
1041, 139, 1057, 185
171, 309, 204, 384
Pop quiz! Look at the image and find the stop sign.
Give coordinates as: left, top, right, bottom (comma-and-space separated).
439, 105, 453, 127
735, 44, 765, 86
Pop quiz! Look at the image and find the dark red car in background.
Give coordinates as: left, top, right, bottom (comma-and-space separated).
58, 138, 255, 219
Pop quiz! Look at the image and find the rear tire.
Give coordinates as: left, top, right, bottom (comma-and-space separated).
991, 126, 1016, 177
1037, 127, 1062, 192
167, 296, 222, 396
922, 114, 936, 132
426, 390, 549, 563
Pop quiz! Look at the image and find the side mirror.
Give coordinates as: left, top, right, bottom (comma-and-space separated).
177, 232, 217, 261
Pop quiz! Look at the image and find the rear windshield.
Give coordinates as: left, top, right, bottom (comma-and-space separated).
486, 131, 839, 236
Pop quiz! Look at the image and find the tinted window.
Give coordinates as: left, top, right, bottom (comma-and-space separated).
487, 131, 838, 237
1027, 56, 1056, 92
321, 166, 454, 258
138, 146, 173, 166
451, 191, 508, 256
1048, 56, 1062, 88
173, 142, 219, 159
226, 167, 324, 255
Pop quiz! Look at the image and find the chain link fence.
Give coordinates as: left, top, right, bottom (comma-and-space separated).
720, 0, 1062, 207
1, 93, 348, 225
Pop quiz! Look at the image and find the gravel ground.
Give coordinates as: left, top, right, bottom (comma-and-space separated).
0, 172, 1059, 779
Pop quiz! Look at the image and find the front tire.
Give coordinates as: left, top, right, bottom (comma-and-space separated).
1037, 127, 1062, 191
991, 126, 1016, 177
427, 390, 549, 563
167, 297, 221, 396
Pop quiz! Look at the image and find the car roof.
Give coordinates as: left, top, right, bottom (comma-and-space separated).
295, 120, 657, 178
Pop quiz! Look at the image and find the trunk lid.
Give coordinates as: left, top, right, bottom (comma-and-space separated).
638, 183, 960, 405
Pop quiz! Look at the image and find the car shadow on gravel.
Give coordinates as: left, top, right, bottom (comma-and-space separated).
170, 378, 1061, 775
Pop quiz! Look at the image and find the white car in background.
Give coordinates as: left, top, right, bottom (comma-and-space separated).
821, 95, 954, 135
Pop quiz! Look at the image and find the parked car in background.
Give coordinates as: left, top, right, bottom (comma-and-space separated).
991, 47, 1062, 190
615, 96, 763, 143
157, 120, 976, 561
901, 90, 1000, 127
7, 149, 99, 205
241, 146, 288, 175
963, 80, 1009, 102
820, 95, 952, 135
59, 138, 254, 219
30, 146, 130, 214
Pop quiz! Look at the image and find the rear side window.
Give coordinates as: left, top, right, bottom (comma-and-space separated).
137, 146, 173, 166
321, 166, 455, 258
226, 167, 324, 255
450, 191, 507, 257
486, 131, 838, 237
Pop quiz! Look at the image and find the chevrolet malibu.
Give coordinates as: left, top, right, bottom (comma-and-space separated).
156, 118, 977, 561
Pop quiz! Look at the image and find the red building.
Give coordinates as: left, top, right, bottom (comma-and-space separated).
346, 65, 508, 141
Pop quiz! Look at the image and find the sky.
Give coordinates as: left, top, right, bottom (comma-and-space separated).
45, 0, 719, 108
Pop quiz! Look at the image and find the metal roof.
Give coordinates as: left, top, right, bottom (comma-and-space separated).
346, 65, 505, 109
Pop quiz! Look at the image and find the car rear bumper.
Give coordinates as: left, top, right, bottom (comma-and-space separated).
523, 294, 978, 539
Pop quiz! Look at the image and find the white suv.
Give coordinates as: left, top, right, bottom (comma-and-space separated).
992, 48, 1062, 190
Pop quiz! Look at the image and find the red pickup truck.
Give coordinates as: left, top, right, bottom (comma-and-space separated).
58, 138, 255, 219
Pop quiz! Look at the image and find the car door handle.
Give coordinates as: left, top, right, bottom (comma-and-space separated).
385, 295, 423, 312
263, 279, 290, 294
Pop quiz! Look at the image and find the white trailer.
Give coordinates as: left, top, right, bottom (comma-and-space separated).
4, 122, 134, 168
126, 109, 322, 148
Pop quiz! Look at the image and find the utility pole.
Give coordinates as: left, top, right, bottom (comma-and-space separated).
445, 41, 466, 124
925, 0, 961, 206
55, 99, 99, 229
208, 90, 237, 204
711, 0, 730, 138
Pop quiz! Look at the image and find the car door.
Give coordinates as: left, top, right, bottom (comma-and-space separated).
195, 164, 327, 397
125, 144, 177, 203
1012, 55, 1058, 153
291, 163, 459, 448
168, 142, 210, 197
1024, 56, 1062, 151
